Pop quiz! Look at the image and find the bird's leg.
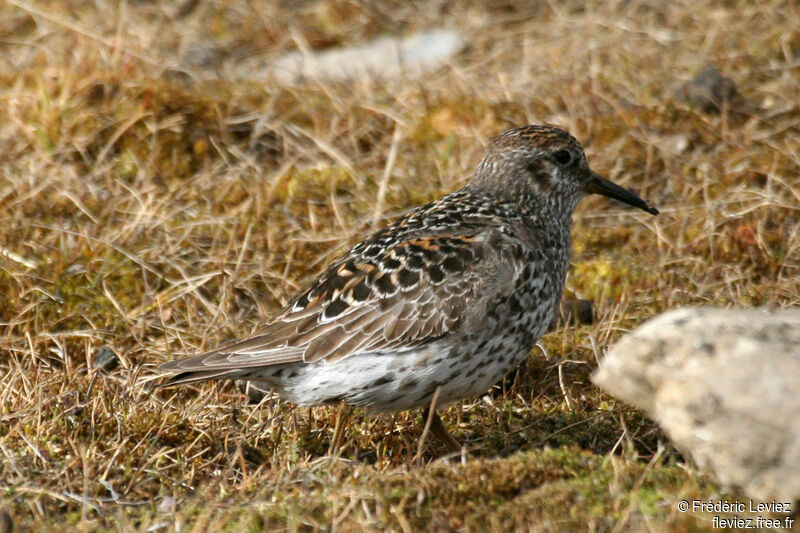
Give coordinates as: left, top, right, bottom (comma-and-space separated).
327, 403, 351, 456
429, 409, 462, 452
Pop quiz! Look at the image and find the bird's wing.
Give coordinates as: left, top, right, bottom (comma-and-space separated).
159, 228, 526, 382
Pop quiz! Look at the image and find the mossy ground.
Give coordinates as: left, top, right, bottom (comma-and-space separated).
1, 1, 799, 531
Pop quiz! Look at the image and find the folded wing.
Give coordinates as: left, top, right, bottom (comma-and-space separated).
160, 228, 524, 385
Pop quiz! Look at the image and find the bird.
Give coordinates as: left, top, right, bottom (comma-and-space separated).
159, 124, 658, 450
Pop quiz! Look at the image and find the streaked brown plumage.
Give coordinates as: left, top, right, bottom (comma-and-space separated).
160, 125, 657, 446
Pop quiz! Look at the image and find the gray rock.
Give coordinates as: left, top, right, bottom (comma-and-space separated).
93, 346, 119, 373
593, 307, 800, 501
673, 66, 737, 113
252, 30, 465, 85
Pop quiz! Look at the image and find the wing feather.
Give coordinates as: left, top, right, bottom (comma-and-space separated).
160, 227, 525, 384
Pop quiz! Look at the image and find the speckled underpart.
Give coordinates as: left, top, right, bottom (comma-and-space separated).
161, 125, 657, 412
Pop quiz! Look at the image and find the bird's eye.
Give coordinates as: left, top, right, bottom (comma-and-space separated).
553, 149, 573, 166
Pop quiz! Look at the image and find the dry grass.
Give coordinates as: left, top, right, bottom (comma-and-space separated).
1, 0, 799, 530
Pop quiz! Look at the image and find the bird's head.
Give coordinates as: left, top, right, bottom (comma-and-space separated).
469, 125, 658, 216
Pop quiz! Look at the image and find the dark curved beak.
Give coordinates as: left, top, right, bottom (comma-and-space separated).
586, 171, 658, 215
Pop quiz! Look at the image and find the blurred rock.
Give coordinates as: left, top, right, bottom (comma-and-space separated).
93, 346, 119, 373
157, 495, 176, 514
182, 46, 224, 69
550, 298, 594, 330
258, 29, 465, 85
666, 134, 690, 155
64, 263, 86, 275
593, 307, 800, 501
673, 66, 736, 113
